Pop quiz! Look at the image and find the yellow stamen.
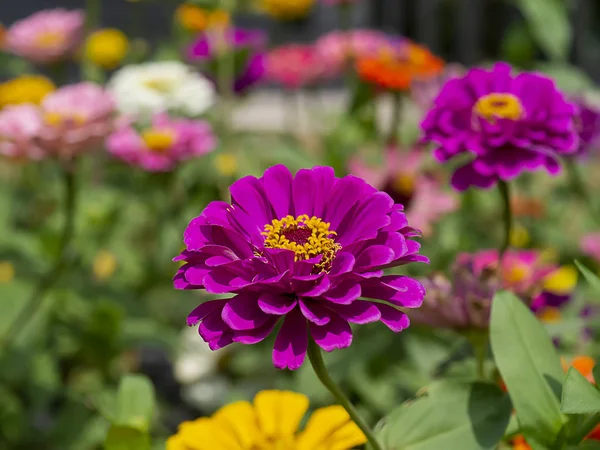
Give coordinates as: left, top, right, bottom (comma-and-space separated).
44, 112, 86, 126
543, 265, 578, 295
537, 307, 562, 324
262, 214, 341, 273
503, 263, 530, 286
392, 174, 415, 196
35, 31, 65, 48
474, 93, 524, 122
143, 78, 174, 93
141, 129, 175, 152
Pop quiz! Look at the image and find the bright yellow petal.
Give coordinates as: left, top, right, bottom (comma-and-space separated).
178, 418, 242, 450
543, 265, 578, 295
254, 390, 309, 439
166, 434, 189, 450
213, 401, 262, 449
324, 421, 367, 450
296, 405, 356, 450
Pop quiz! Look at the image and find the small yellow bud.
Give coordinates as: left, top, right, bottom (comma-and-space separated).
214, 153, 238, 177
93, 250, 118, 281
0, 261, 15, 284
85, 29, 129, 70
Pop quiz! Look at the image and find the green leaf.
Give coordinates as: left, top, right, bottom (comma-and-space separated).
562, 368, 600, 414
114, 375, 155, 432
535, 64, 596, 93
376, 382, 512, 450
104, 426, 150, 450
575, 261, 600, 296
490, 291, 566, 446
515, 0, 571, 61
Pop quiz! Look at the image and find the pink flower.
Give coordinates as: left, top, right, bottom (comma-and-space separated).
0, 105, 45, 160
5, 9, 85, 64
582, 234, 600, 262
266, 44, 325, 89
107, 113, 217, 172
315, 30, 397, 77
460, 250, 555, 296
38, 83, 115, 158
350, 147, 457, 236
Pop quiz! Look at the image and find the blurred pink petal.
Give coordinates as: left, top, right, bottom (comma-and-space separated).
5, 9, 84, 64
0, 105, 45, 160
107, 113, 217, 172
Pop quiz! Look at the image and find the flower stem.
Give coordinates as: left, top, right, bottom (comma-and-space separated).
307, 338, 384, 450
497, 180, 512, 262
466, 330, 488, 380
566, 159, 600, 226
1, 162, 78, 348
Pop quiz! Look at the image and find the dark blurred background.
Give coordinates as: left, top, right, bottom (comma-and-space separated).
3, 0, 600, 81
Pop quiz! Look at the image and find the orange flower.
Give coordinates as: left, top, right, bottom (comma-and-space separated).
356, 42, 444, 91
511, 435, 531, 450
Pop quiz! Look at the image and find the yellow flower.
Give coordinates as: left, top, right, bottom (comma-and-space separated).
85, 29, 129, 70
214, 153, 238, 177
175, 4, 230, 33
0, 261, 15, 284
93, 250, 118, 281
260, 0, 315, 20
166, 390, 366, 450
543, 265, 578, 295
0, 75, 55, 108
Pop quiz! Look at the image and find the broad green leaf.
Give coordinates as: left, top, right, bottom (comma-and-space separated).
376, 382, 512, 450
575, 261, 600, 296
104, 426, 150, 450
562, 368, 600, 414
490, 291, 566, 446
515, 0, 571, 61
535, 64, 596, 93
114, 375, 155, 432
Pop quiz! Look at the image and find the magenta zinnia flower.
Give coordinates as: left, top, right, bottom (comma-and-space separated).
107, 113, 217, 172
5, 9, 84, 65
572, 99, 600, 156
421, 62, 579, 191
174, 165, 427, 370
187, 28, 266, 93
0, 104, 45, 160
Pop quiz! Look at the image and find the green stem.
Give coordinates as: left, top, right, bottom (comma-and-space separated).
566, 159, 600, 226
307, 338, 384, 450
497, 180, 512, 262
1, 162, 78, 348
466, 330, 488, 380
571, 412, 600, 443
387, 92, 403, 147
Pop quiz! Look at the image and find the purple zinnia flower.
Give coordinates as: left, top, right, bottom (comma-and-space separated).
174, 165, 428, 370
187, 28, 266, 93
421, 62, 579, 191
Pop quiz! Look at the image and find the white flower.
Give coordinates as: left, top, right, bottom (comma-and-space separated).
108, 61, 215, 117
174, 326, 224, 385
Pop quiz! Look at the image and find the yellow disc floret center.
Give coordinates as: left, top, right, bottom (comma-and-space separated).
141, 129, 175, 152
503, 263, 530, 286
262, 214, 341, 272
35, 31, 65, 48
474, 93, 524, 122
